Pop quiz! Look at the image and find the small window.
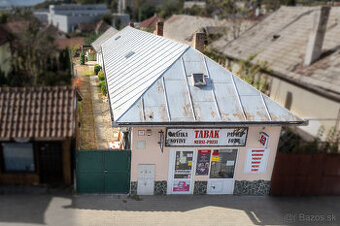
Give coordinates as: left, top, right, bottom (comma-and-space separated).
125, 51, 135, 59
115, 35, 121, 40
192, 73, 206, 86
2, 143, 35, 172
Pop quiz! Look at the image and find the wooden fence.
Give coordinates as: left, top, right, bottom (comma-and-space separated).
270, 153, 340, 195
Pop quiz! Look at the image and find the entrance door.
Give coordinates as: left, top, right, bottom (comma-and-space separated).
137, 164, 155, 195
168, 150, 195, 194
38, 142, 63, 184
207, 149, 238, 194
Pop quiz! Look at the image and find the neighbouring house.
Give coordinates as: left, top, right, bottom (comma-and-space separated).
91, 27, 118, 67
44, 4, 110, 33
163, 14, 254, 47
210, 6, 340, 141
95, 20, 111, 34
55, 37, 84, 50
0, 86, 82, 185
0, 25, 11, 77
33, 9, 49, 25
99, 25, 306, 196
139, 13, 162, 31
76, 21, 97, 33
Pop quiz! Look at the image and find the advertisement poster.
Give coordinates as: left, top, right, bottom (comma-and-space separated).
195, 150, 211, 175
173, 181, 190, 192
244, 148, 270, 173
166, 128, 248, 147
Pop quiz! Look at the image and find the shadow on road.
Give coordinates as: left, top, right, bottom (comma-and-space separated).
0, 187, 339, 225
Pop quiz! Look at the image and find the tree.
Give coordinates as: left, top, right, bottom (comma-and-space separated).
157, 0, 184, 19
2, 12, 72, 87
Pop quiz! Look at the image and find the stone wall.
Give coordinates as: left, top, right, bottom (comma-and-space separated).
194, 181, 207, 194
233, 180, 270, 195
154, 181, 167, 195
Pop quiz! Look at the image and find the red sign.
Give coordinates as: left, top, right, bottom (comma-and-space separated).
250, 149, 265, 172
173, 181, 190, 192
259, 132, 269, 148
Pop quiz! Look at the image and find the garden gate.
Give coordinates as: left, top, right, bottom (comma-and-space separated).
76, 150, 131, 193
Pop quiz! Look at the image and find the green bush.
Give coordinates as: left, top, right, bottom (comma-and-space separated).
88, 53, 95, 61
100, 80, 107, 96
80, 52, 85, 65
94, 64, 101, 75
98, 71, 105, 81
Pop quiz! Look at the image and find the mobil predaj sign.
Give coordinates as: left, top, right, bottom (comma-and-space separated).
165, 128, 248, 147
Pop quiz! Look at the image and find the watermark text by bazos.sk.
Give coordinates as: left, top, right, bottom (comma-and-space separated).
284, 213, 336, 224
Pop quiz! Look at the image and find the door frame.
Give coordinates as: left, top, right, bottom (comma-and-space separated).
137, 164, 155, 195
207, 148, 239, 195
167, 148, 197, 195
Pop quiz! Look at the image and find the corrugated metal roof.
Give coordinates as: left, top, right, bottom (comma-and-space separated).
102, 26, 305, 126
92, 27, 118, 52
210, 6, 340, 98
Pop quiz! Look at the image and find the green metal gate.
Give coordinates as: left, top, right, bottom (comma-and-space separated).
76, 150, 131, 193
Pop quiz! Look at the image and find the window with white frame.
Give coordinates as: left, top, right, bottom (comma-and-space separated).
2, 143, 35, 172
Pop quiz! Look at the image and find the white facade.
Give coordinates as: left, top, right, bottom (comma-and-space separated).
36, 4, 110, 33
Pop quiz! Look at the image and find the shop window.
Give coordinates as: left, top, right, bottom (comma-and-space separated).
210, 149, 237, 178
2, 143, 35, 172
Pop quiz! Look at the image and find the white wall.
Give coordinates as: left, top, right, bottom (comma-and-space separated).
270, 77, 340, 140
130, 126, 282, 182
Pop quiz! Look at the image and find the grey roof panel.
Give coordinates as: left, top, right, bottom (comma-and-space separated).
102, 26, 304, 125
91, 27, 118, 52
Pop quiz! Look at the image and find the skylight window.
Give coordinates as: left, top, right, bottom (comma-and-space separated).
125, 51, 135, 59
192, 73, 206, 86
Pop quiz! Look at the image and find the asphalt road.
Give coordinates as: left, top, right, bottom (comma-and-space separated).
0, 193, 339, 226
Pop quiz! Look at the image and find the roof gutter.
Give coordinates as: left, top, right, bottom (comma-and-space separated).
224, 54, 340, 103
112, 120, 308, 128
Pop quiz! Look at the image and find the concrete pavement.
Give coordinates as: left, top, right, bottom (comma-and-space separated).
0, 193, 338, 226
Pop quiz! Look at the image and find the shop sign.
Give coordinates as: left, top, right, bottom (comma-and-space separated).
259, 132, 269, 148
166, 128, 248, 147
244, 148, 270, 173
195, 150, 211, 175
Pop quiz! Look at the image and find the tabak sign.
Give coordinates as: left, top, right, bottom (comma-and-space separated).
165, 128, 248, 147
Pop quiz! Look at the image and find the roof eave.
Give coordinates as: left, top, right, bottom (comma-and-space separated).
112, 120, 308, 128
223, 54, 340, 103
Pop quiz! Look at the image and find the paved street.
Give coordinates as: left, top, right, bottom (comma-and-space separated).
0, 193, 338, 226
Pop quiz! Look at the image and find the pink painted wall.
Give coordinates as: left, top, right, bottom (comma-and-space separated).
130, 126, 281, 182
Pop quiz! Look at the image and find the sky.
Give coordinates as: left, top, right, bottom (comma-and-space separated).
0, 0, 45, 7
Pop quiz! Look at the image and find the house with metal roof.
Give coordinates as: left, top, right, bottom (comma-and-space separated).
92, 27, 119, 67
100, 25, 306, 196
210, 6, 340, 141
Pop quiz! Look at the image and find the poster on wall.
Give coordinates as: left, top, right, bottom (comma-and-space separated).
166, 128, 248, 147
173, 181, 190, 192
244, 148, 270, 173
195, 150, 211, 175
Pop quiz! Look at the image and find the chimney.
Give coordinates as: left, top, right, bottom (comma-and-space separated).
155, 21, 163, 36
129, 20, 134, 28
304, 6, 330, 65
193, 32, 206, 52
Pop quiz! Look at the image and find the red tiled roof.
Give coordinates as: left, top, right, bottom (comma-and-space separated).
0, 86, 79, 141
0, 25, 9, 45
55, 37, 84, 50
5, 21, 30, 35
140, 14, 162, 29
